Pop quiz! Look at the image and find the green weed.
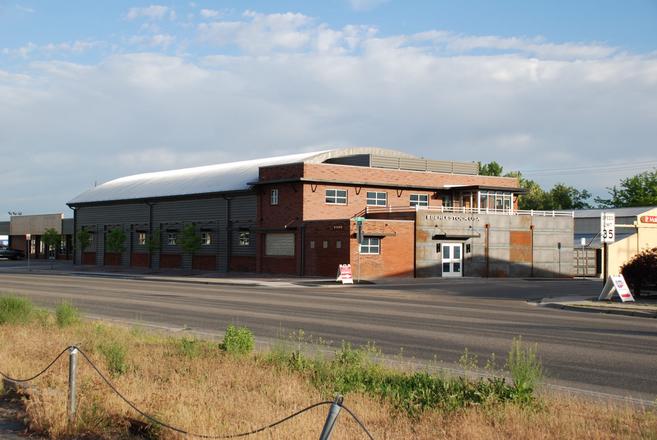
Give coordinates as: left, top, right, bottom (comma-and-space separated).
98, 341, 128, 376
506, 336, 543, 404
219, 325, 255, 355
55, 302, 81, 327
0, 295, 34, 324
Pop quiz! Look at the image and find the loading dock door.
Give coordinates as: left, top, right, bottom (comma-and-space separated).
442, 243, 462, 277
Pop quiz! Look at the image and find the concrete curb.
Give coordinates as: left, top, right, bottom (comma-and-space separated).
535, 299, 657, 319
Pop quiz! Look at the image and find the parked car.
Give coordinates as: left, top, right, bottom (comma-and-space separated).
0, 246, 25, 260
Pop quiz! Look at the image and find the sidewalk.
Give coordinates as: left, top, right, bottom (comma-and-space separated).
536, 295, 657, 318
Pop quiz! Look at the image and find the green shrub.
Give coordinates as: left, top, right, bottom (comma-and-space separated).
506, 337, 543, 404
98, 341, 128, 376
621, 247, 657, 295
178, 337, 204, 358
0, 296, 34, 324
56, 302, 81, 327
219, 325, 255, 355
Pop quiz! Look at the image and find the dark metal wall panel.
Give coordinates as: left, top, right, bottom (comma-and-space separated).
152, 198, 227, 223
229, 195, 257, 256
0, 221, 9, 235
77, 204, 149, 226
62, 219, 74, 234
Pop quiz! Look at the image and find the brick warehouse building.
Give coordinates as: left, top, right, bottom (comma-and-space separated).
67, 147, 574, 278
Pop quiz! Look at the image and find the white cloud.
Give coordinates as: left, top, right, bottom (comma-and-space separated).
129, 34, 176, 48
125, 5, 175, 21
348, 0, 390, 11
1, 14, 656, 215
200, 8, 220, 19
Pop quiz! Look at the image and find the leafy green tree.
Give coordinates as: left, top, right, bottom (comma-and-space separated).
180, 224, 202, 255
479, 161, 504, 176
42, 228, 61, 255
548, 184, 592, 210
595, 169, 657, 208
77, 228, 91, 252
105, 228, 126, 254
145, 228, 161, 253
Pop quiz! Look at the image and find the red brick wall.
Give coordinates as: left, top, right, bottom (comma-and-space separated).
349, 219, 415, 279
193, 255, 216, 271
10, 236, 26, 252
104, 252, 121, 266
160, 254, 182, 269
230, 256, 256, 272
260, 255, 297, 274
82, 252, 96, 265
303, 220, 350, 277
303, 163, 519, 189
259, 162, 304, 181
131, 252, 149, 267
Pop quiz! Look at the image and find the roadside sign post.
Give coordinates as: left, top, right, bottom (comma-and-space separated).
26, 233, 31, 272
354, 217, 365, 284
600, 213, 615, 286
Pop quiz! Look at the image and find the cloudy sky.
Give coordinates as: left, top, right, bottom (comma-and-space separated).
1, 0, 657, 218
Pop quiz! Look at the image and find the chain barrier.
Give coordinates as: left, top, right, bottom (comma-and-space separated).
1, 346, 376, 439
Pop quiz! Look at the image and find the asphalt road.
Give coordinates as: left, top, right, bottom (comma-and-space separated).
1, 269, 655, 402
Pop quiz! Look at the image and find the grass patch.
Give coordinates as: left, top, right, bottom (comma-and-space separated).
98, 340, 129, 377
0, 295, 34, 324
219, 324, 255, 355
55, 302, 80, 327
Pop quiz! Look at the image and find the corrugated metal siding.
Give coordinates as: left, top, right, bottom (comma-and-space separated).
0, 221, 9, 235
77, 204, 149, 225
370, 155, 478, 175
62, 219, 74, 234
230, 195, 257, 257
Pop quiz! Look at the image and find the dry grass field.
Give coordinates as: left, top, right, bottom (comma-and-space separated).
0, 296, 655, 439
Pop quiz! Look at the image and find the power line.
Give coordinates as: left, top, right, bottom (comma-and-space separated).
518, 160, 657, 177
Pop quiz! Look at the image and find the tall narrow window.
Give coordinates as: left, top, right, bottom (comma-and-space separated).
138, 232, 147, 246
270, 188, 279, 205
239, 229, 250, 246
167, 233, 177, 246
201, 232, 212, 245
366, 191, 387, 206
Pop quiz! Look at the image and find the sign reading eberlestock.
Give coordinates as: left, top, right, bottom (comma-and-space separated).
600, 212, 615, 243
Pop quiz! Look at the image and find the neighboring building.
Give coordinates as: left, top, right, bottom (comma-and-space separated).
68, 147, 574, 278
0, 214, 74, 259
574, 206, 657, 277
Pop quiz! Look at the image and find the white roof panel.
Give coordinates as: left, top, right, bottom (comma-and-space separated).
68, 147, 417, 205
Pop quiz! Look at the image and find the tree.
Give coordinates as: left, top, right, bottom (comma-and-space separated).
105, 228, 126, 254
42, 228, 61, 256
77, 228, 91, 252
548, 184, 592, 210
595, 169, 657, 208
479, 161, 504, 176
145, 228, 161, 254
180, 224, 202, 256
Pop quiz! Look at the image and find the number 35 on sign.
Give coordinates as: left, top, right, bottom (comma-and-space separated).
601, 213, 615, 243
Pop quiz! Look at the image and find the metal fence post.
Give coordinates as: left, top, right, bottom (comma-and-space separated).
319, 395, 343, 440
68, 346, 78, 424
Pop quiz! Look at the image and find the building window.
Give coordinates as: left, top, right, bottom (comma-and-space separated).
410, 194, 429, 207
359, 237, 380, 254
201, 232, 212, 246
60, 239, 67, 253
442, 195, 453, 207
366, 191, 387, 206
325, 189, 347, 205
323, 240, 328, 249
239, 230, 250, 246
270, 188, 279, 205
138, 232, 147, 246
167, 233, 177, 246
310, 241, 315, 249
336, 240, 342, 249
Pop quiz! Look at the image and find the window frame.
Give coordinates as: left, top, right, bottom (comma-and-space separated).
167, 233, 177, 246
366, 191, 387, 206
238, 229, 250, 246
137, 232, 147, 246
201, 232, 212, 246
325, 188, 348, 205
359, 237, 381, 255
270, 188, 279, 206
410, 193, 429, 207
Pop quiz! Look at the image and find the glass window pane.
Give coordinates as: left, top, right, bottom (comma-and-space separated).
442, 262, 450, 273
453, 262, 461, 272
442, 245, 450, 259
454, 246, 461, 259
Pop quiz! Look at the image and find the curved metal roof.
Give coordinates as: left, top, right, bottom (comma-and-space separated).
68, 147, 416, 205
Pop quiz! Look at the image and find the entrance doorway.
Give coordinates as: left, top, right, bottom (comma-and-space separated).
441, 243, 462, 277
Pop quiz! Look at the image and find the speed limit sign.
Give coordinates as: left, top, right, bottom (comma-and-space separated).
600, 212, 615, 243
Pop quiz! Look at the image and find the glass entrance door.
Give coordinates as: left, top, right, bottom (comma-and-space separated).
441, 243, 463, 277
